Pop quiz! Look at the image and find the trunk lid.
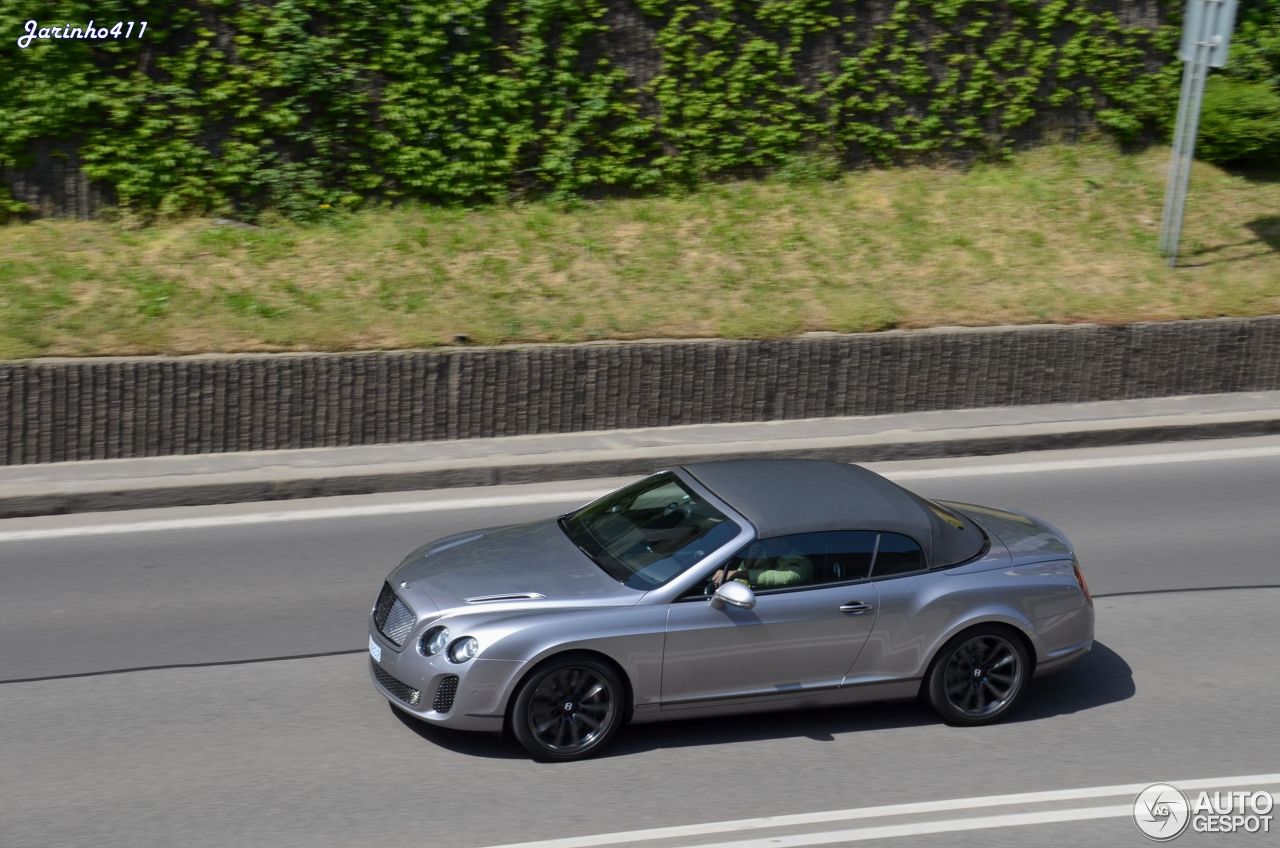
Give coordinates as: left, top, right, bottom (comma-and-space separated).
940, 500, 1075, 567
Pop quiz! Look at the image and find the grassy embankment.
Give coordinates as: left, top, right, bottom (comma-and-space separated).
1, 141, 1277, 359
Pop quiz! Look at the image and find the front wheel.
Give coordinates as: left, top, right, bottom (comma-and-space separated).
925, 627, 1030, 726
510, 656, 624, 761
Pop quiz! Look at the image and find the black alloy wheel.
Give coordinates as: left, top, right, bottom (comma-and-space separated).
926, 626, 1030, 726
511, 656, 624, 761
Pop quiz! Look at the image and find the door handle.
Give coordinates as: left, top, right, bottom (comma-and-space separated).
839, 601, 873, 615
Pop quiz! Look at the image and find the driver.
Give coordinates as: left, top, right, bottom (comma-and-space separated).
714, 542, 813, 590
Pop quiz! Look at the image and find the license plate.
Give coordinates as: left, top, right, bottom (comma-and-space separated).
368, 635, 382, 663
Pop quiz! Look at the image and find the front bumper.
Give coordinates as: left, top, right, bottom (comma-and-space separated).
367, 628, 527, 732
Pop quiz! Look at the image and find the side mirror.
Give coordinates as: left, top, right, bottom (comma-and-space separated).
711, 580, 756, 610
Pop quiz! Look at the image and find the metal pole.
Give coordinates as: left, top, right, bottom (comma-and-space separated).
1159, 0, 1223, 266
1159, 56, 1198, 256
1164, 53, 1212, 265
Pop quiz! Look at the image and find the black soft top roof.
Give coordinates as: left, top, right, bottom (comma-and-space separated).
680, 459, 983, 568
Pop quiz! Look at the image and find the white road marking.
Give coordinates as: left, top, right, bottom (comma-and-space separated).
475, 774, 1280, 848
683, 805, 1133, 848
3, 443, 1280, 542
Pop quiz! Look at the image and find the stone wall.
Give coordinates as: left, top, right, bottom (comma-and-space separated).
2, 317, 1277, 464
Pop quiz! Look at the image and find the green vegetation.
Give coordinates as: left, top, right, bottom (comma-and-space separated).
2, 141, 1276, 359
1199, 77, 1280, 164
0, 0, 1182, 220
1198, 0, 1280, 164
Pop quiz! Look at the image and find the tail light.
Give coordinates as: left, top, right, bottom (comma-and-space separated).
1073, 559, 1093, 606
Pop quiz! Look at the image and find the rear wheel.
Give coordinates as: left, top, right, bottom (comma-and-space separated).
510, 656, 624, 761
926, 626, 1030, 726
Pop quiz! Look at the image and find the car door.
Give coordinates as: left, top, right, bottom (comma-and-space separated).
660, 531, 880, 709
842, 531, 939, 685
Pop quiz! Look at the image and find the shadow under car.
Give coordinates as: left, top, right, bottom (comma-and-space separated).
391, 640, 1134, 761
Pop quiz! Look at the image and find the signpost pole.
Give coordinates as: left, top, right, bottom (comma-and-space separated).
1158, 34, 1203, 261
1158, 0, 1238, 267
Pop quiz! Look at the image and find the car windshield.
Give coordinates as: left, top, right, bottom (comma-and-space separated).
559, 473, 740, 590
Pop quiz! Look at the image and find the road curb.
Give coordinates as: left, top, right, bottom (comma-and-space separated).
3, 414, 1278, 519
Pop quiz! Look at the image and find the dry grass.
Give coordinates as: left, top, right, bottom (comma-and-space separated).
2, 141, 1278, 359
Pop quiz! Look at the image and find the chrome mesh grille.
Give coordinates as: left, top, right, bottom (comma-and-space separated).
373, 582, 415, 647
371, 661, 421, 707
373, 582, 395, 628
433, 675, 460, 713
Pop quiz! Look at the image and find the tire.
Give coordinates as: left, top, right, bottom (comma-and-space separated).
510, 655, 625, 762
925, 626, 1031, 726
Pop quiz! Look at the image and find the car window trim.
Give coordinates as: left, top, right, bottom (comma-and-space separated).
868, 567, 929, 583
740, 575, 874, 598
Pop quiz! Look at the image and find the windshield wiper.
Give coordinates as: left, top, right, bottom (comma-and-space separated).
558, 516, 628, 583
558, 515, 600, 564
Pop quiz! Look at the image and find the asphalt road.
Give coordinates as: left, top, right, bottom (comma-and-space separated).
2, 436, 1279, 848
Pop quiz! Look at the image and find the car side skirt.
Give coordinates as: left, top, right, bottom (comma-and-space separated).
630, 678, 922, 724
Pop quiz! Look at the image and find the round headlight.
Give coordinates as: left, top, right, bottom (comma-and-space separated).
420, 626, 449, 657
447, 636, 479, 664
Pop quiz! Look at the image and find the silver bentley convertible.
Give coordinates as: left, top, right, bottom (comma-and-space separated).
368, 459, 1094, 761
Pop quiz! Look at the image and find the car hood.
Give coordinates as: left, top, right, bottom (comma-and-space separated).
389, 519, 638, 610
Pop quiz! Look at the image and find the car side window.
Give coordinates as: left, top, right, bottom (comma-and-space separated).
871, 532, 926, 577
684, 530, 878, 598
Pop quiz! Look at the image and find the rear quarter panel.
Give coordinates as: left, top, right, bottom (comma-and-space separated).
850, 557, 1090, 684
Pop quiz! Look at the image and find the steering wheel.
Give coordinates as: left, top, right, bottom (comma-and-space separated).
662, 501, 690, 523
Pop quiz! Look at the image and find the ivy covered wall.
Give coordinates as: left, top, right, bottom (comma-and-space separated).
1, 1, 1183, 219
